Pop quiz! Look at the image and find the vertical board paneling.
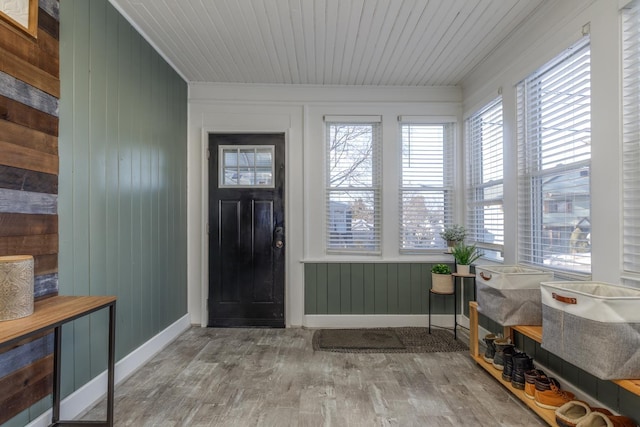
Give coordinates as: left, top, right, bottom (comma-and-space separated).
350, 263, 364, 314
386, 263, 398, 313
397, 264, 412, 314
315, 264, 328, 313
374, 263, 387, 314
304, 262, 461, 316
326, 264, 341, 314
117, 18, 134, 356
363, 264, 375, 313
339, 263, 351, 314
304, 263, 317, 314
409, 263, 422, 314
56, 0, 74, 402
55, 1, 188, 425
87, 0, 108, 378
129, 22, 143, 355
71, 0, 92, 392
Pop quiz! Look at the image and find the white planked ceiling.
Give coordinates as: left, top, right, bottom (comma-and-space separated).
110, 0, 548, 86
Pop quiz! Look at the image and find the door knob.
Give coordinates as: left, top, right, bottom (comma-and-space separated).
273, 226, 284, 249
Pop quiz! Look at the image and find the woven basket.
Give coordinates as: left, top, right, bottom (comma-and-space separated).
0, 255, 34, 321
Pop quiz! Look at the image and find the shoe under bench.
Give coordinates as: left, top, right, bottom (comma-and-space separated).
468, 301, 640, 427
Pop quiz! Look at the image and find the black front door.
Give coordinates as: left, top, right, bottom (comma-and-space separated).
208, 133, 285, 327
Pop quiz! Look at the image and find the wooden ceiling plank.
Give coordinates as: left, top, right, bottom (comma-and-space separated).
343, 0, 375, 85
274, 0, 300, 84
358, 0, 402, 85
299, 0, 317, 84
401, 0, 466, 86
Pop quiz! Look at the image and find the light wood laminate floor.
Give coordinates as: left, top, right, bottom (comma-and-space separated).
81, 327, 545, 426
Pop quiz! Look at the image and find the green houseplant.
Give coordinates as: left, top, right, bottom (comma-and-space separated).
431, 263, 453, 293
451, 243, 482, 275
440, 225, 467, 252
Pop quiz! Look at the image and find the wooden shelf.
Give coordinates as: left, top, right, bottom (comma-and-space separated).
510, 324, 640, 397
469, 302, 558, 426
512, 325, 543, 343
0, 295, 117, 346
469, 301, 640, 427
0, 295, 117, 427
471, 353, 559, 426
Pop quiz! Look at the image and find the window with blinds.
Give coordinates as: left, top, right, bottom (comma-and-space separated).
622, 1, 640, 282
465, 98, 504, 261
399, 122, 455, 252
517, 37, 591, 274
325, 119, 381, 253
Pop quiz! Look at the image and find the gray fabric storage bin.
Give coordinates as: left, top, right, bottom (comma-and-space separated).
476, 265, 553, 326
541, 281, 640, 380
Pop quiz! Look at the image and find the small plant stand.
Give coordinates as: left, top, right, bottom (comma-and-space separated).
428, 285, 458, 339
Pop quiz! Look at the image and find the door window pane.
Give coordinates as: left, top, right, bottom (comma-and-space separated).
219, 145, 274, 188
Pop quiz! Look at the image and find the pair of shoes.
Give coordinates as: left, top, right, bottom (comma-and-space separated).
501, 346, 518, 381
556, 401, 613, 427
511, 353, 534, 389
492, 337, 513, 371
524, 369, 546, 399
574, 411, 636, 427
534, 376, 575, 409
483, 334, 498, 363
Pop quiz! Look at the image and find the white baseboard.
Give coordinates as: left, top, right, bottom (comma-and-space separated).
26, 314, 191, 427
303, 314, 455, 329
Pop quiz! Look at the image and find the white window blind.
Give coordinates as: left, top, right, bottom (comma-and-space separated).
466, 98, 504, 261
325, 120, 381, 253
517, 37, 591, 274
399, 122, 455, 252
622, 1, 640, 282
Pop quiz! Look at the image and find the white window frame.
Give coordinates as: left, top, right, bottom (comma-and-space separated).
218, 145, 275, 188
398, 118, 456, 253
517, 37, 592, 276
622, 0, 640, 285
324, 116, 382, 254
465, 97, 504, 261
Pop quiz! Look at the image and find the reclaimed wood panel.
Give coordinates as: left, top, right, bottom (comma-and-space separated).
0, 141, 58, 175
0, 96, 58, 136
34, 273, 58, 298
0, 119, 58, 155
0, 165, 58, 194
0, 334, 52, 373
0, 359, 53, 425
0, 1, 60, 424
0, 213, 58, 236
0, 25, 59, 77
0, 188, 57, 214
0, 233, 58, 255
38, 6, 59, 39
0, 46, 60, 97
0, 73, 59, 117
40, 0, 60, 20
34, 253, 57, 275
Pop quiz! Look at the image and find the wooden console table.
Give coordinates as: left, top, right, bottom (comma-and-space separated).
0, 295, 117, 427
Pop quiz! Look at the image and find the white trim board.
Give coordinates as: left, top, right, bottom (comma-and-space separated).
26, 314, 191, 427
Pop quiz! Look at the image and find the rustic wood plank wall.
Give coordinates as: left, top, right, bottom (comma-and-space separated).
0, 0, 60, 424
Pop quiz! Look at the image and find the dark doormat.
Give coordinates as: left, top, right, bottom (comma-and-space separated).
312, 327, 468, 353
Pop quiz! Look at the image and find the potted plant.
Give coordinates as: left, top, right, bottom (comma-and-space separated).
431, 263, 453, 293
451, 242, 482, 275
440, 224, 466, 252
